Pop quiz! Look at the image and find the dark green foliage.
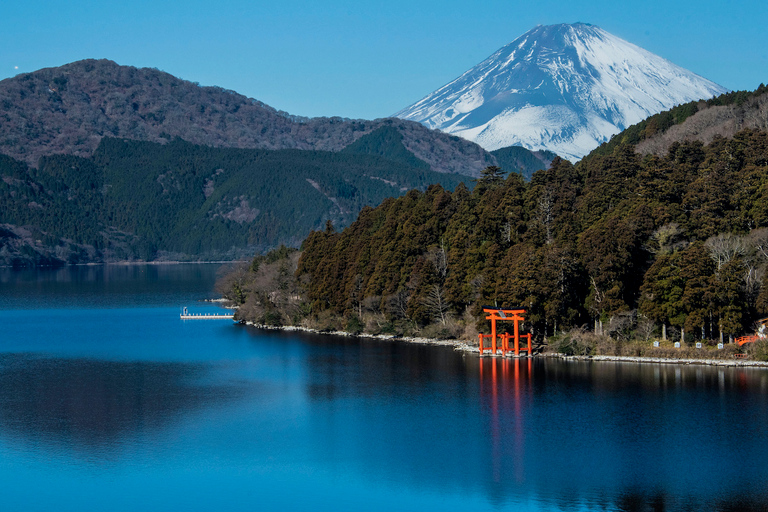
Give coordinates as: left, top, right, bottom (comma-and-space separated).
346, 315, 365, 334
639, 243, 715, 333
0, 136, 472, 265
341, 125, 430, 170
708, 83, 768, 107
475, 166, 506, 186
296, 127, 768, 340
490, 146, 557, 180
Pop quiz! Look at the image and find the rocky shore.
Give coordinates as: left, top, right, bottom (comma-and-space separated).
544, 353, 768, 368
237, 320, 768, 368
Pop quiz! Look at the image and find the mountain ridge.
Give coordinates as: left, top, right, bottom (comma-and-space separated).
0, 59, 501, 176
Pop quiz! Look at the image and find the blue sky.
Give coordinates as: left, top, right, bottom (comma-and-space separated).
2, 0, 766, 119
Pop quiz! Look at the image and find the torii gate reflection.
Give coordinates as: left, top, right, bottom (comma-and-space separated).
479, 356, 533, 484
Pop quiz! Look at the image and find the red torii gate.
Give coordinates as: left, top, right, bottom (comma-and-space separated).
478, 307, 532, 356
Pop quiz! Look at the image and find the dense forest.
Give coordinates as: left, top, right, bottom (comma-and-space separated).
223, 120, 768, 355
0, 135, 474, 265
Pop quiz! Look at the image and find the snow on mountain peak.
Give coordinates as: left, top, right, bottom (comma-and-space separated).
394, 23, 729, 161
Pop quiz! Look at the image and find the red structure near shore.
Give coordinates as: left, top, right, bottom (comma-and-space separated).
478, 307, 532, 356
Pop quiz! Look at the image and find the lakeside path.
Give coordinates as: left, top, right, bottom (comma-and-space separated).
238, 321, 768, 368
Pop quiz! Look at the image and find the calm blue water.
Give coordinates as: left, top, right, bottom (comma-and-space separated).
1, 265, 768, 511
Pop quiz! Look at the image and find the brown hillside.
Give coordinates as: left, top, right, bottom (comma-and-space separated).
0, 59, 494, 174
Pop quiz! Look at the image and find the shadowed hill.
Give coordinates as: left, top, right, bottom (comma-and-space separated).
490, 146, 557, 180
0, 137, 472, 266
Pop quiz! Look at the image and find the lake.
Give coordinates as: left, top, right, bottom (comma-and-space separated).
1, 264, 768, 511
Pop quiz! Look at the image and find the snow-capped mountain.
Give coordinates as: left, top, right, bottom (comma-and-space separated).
394, 23, 729, 161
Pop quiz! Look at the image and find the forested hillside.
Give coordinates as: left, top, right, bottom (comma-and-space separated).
0, 137, 470, 266
594, 84, 768, 157
490, 146, 557, 180
225, 123, 768, 347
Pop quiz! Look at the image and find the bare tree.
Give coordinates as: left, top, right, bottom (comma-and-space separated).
647, 223, 686, 255
385, 288, 410, 320
500, 221, 513, 244
232, 251, 304, 325
362, 295, 381, 315
215, 261, 250, 304
743, 258, 764, 301
470, 274, 485, 301
749, 227, 768, 260
705, 233, 747, 270
537, 189, 554, 245
422, 284, 449, 325
608, 310, 636, 341
636, 315, 656, 342
349, 273, 364, 317
590, 276, 605, 334
426, 239, 448, 280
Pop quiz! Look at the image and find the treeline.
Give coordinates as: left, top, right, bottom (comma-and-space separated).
594, 84, 768, 156
286, 128, 768, 343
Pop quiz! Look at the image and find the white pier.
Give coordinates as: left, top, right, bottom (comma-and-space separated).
180, 307, 234, 320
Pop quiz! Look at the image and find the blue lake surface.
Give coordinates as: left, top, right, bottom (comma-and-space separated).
1, 264, 768, 511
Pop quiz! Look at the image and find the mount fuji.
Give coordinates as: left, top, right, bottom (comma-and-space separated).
394, 23, 729, 161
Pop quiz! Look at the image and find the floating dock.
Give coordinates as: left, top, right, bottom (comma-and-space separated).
180, 307, 234, 320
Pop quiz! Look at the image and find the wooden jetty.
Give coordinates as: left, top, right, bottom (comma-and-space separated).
180, 307, 234, 320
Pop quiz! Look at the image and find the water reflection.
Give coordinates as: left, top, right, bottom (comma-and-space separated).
4, 265, 768, 512
521, 359, 768, 511
299, 334, 475, 401
277, 329, 768, 511
479, 357, 533, 486
534, 359, 768, 395
0, 263, 223, 309
0, 353, 249, 458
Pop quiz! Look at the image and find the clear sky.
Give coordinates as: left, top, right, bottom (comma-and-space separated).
2, 0, 766, 119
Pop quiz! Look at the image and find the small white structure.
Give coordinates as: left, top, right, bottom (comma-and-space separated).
180, 306, 234, 320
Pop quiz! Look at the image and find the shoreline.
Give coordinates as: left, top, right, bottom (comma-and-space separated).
0, 260, 246, 269
542, 353, 768, 368
239, 320, 477, 350
237, 320, 768, 368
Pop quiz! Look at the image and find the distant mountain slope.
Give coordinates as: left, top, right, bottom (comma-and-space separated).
0, 137, 471, 266
490, 146, 557, 180
341, 125, 431, 170
395, 23, 729, 160
0, 59, 496, 176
